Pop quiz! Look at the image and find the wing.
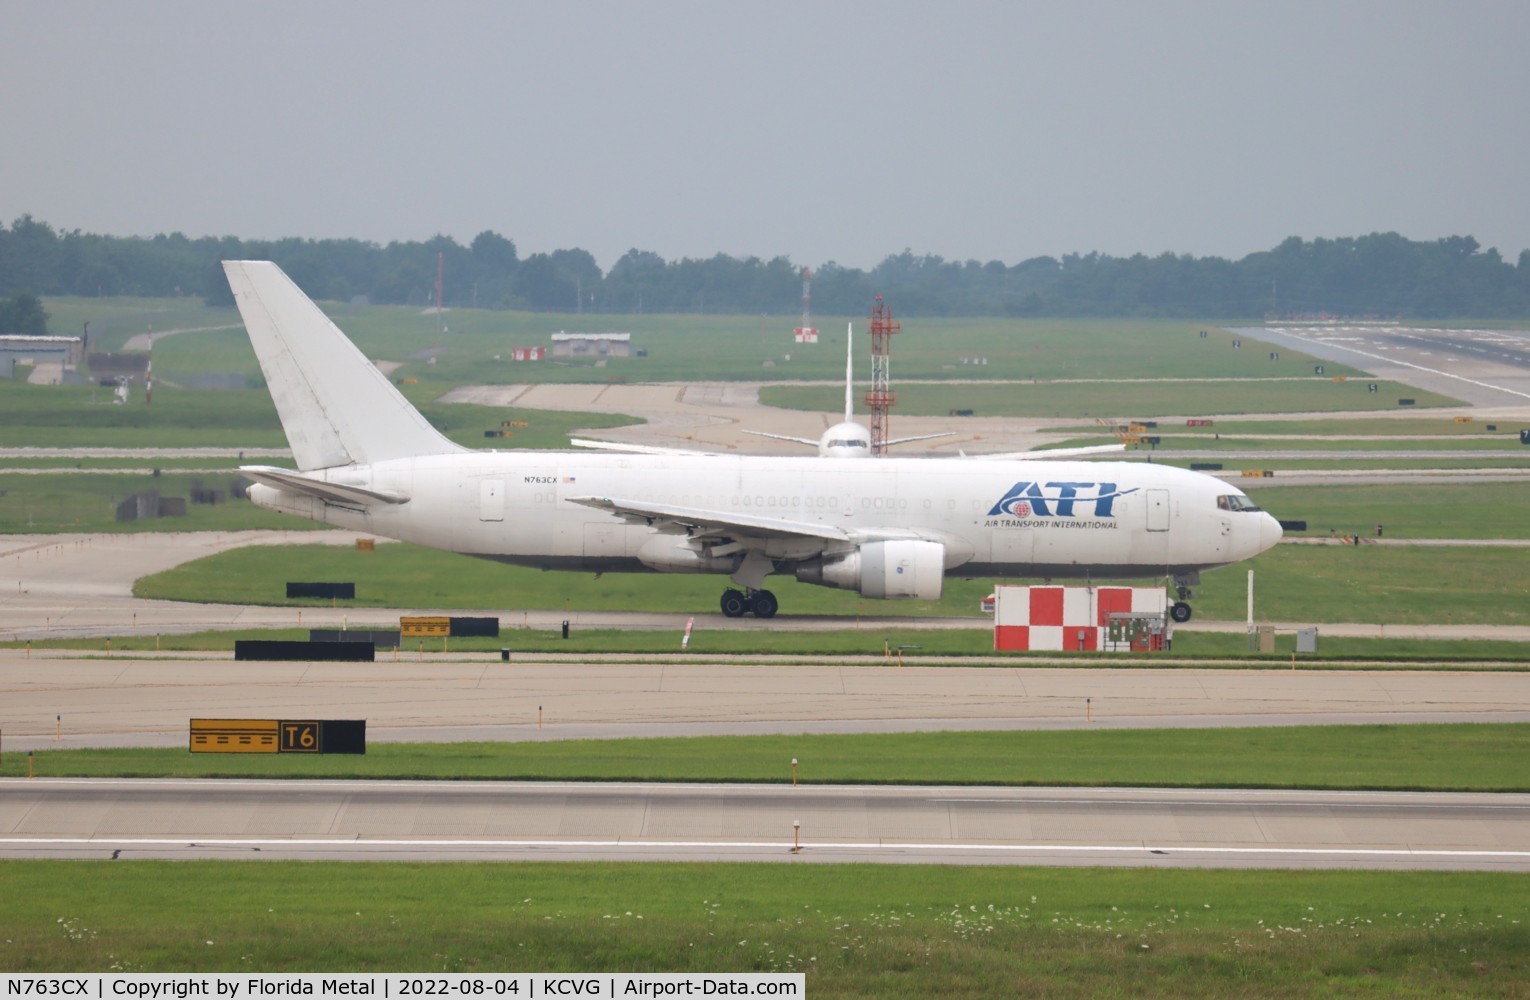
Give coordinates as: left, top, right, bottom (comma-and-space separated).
566, 495, 850, 542
566, 494, 966, 591
740, 430, 819, 448
885, 431, 957, 447
958, 443, 1127, 461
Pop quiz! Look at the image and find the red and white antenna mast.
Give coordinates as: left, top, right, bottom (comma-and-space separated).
863, 295, 899, 456
793, 267, 818, 343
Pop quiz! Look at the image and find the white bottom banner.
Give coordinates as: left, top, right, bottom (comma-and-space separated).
0, 976, 804, 999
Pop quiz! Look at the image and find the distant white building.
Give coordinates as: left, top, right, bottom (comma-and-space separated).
550, 331, 632, 358
0, 335, 84, 377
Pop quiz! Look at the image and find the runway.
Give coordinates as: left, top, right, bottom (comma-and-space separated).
1237, 324, 1530, 406
5, 656, 1528, 751
4, 778, 1527, 870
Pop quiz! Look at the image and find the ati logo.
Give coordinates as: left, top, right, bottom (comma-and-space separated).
987, 481, 1138, 518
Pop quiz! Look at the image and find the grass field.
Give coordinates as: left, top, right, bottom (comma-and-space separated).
129, 536, 1530, 627
0, 471, 301, 533
42, 293, 1499, 428
761, 379, 1460, 418
1094, 417, 1519, 437
127, 541, 984, 617
3, 862, 1525, 997
1194, 544, 1530, 625
0, 456, 273, 471
8, 725, 1526, 791
7, 625, 1529, 664
1155, 436, 1519, 452
45, 295, 1364, 386
1246, 482, 1530, 539
0, 379, 289, 449
0, 372, 634, 452
42, 297, 240, 354
1156, 458, 1530, 471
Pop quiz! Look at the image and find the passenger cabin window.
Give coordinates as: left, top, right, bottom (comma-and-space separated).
1217, 494, 1262, 512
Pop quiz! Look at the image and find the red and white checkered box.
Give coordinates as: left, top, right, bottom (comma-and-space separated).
994, 585, 1166, 651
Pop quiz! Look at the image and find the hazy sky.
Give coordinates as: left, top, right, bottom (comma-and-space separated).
4, 1, 1528, 270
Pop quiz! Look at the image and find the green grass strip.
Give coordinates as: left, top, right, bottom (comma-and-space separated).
129, 537, 1530, 626
762, 379, 1459, 418
8, 625, 1530, 664
8, 724, 1527, 791
2, 862, 1526, 998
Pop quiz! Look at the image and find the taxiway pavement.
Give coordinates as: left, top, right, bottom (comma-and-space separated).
4, 656, 1528, 752
4, 778, 1526, 871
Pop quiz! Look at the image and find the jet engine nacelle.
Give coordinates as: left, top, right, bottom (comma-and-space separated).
794, 539, 945, 600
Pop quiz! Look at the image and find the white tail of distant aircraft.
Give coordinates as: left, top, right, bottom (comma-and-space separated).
580, 319, 1119, 461
741, 321, 953, 457
227, 261, 1281, 620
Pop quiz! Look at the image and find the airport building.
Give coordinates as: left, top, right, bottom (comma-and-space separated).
550, 331, 633, 358
0, 334, 85, 377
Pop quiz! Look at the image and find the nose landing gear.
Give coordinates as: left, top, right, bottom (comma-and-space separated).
1168, 573, 1197, 623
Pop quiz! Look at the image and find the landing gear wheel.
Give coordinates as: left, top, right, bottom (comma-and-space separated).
1170, 601, 1193, 623
750, 589, 778, 619
720, 589, 748, 618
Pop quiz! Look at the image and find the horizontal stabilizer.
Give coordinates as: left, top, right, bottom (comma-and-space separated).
241, 465, 409, 506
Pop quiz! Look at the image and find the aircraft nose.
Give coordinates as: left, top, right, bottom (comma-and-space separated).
1260, 512, 1284, 552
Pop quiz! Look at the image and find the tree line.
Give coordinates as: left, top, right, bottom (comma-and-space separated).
2, 214, 1528, 321
0, 292, 48, 335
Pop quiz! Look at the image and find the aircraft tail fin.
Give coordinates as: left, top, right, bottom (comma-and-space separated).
224, 261, 464, 471
844, 321, 855, 423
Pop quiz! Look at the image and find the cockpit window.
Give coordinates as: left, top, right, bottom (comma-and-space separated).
1217, 494, 1262, 512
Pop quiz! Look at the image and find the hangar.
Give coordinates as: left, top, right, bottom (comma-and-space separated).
550, 331, 632, 357
0, 334, 84, 377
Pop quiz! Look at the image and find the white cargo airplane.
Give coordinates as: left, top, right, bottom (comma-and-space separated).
226, 261, 1282, 621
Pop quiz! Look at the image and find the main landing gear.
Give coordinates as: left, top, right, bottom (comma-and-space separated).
720, 588, 778, 619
